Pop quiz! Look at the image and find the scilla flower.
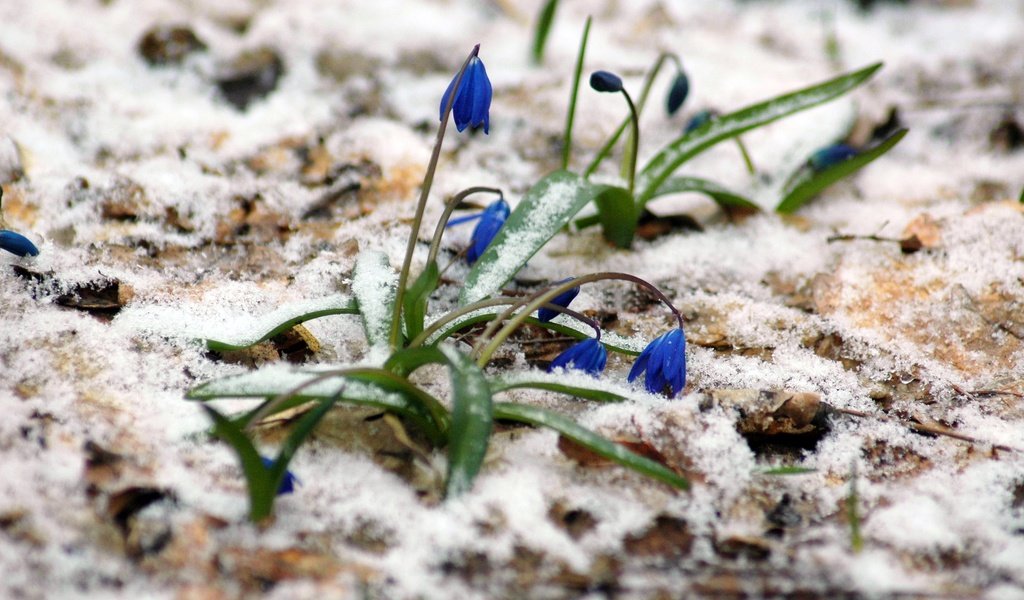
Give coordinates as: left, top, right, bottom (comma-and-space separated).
261, 456, 299, 496
440, 51, 492, 134
665, 71, 690, 116
684, 109, 718, 134
0, 230, 39, 257
447, 197, 510, 264
537, 280, 580, 323
809, 144, 858, 171
548, 337, 607, 376
628, 328, 686, 397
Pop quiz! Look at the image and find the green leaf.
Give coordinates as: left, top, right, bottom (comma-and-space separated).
187, 366, 447, 445
531, 0, 560, 65
493, 402, 689, 490
636, 63, 883, 205
652, 176, 760, 211
352, 250, 399, 348
775, 129, 907, 214
200, 296, 357, 352
561, 15, 591, 170
203, 404, 277, 521
593, 185, 637, 249
491, 373, 631, 402
758, 466, 817, 476
441, 347, 494, 498
271, 393, 341, 491
403, 261, 440, 341
384, 346, 448, 378
460, 171, 595, 305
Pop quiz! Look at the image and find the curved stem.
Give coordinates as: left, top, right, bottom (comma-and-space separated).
390, 44, 480, 350
620, 89, 640, 196
583, 51, 674, 178
475, 272, 681, 366
426, 186, 502, 266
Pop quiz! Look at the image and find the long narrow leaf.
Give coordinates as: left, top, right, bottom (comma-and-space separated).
636, 63, 883, 205
491, 374, 631, 402
459, 171, 595, 305
441, 347, 493, 498
593, 185, 637, 249
202, 405, 277, 521
651, 176, 760, 211
775, 129, 907, 214
403, 261, 440, 341
493, 402, 689, 490
270, 394, 340, 494
352, 250, 399, 348
531, 0, 560, 65
187, 366, 447, 445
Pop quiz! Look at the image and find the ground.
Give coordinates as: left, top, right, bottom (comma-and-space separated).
1, 0, 1024, 598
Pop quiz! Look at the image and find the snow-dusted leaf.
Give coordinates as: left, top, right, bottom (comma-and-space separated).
636, 63, 883, 204
776, 129, 907, 214
459, 171, 594, 305
651, 176, 759, 212
442, 346, 493, 498
493, 402, 689, 490
114, 294, 358, 352
352, 250, 398, 349
187, 365, 447, 444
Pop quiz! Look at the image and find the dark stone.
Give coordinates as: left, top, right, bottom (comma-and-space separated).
137, 25, 206, 66
217, 48, 285, 110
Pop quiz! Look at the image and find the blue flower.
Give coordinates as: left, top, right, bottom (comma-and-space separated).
0, 230, 39, 257
809, 144, 858, 171
447, 198, 509, 264
665, 71, 690, 116
440, 54, 492, 134
684, 109, 717, 134
590, 70, 624, 93
537, 280, 580, 323
261, 456, 299, 496
628, 328, 687, 397
548, 338, 607, 376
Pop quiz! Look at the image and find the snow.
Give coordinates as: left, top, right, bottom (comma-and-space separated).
1, 0, 1024, 597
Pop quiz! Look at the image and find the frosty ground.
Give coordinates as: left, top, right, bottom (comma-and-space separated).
1, 0, 1023, 598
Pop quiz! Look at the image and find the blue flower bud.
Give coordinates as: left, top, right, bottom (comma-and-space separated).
589, 70, 623, 93
809, 144, 859, 171
548, 338, 607, 376
261, 456, 299, 496
537, 280, 580, 323
440, 54, 493, 134
628, 328, 687, 397
0, 230, 39, 257
665, 71, 690, 116
684, 109, 717, 135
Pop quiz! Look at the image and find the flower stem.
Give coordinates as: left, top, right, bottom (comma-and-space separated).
620, 89, 640, 196
561, 16, 592, 171
474, 272, 681, 367
583, 52, 676, 178
389, 44, 480, 350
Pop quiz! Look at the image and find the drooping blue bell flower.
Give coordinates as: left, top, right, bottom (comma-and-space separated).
0, 230, 39, 257
440, 54, 492, 134
589, 70, 624, 93
665, 71, 690, 115
261, 456, 299, 496
537, 280, 580, 323
548, 338, 607, 376
684, 109, 717, 134
628, 328, 687, 397
446, 198, 510, 264
808, 144, 858, 171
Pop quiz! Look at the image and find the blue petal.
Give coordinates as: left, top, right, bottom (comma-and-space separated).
537, 280, 580, 323
0, 230, 39, 257
549, 339, 606, 375
659, 330, 686, 396
628, 333, 664, 383
666, 72, 690, 115
446, 212, 484, 228
261, 456, 298, 496
466, 198, 509, 263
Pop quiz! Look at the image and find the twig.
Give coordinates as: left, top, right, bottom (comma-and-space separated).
833, 407, 1020, 453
